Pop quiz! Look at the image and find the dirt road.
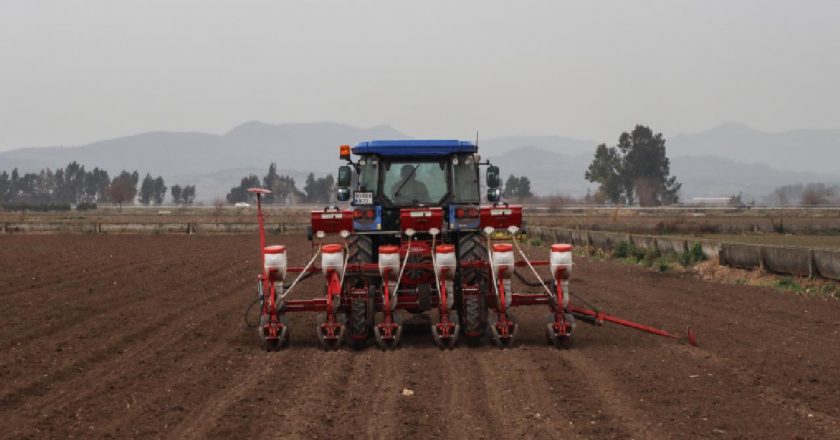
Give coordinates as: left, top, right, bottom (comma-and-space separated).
1, 234, 838, 439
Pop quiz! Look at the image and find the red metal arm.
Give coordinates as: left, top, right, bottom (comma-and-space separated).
568, 305, 697, 346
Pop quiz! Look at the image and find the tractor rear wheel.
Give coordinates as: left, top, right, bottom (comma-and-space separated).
457, 232, 488, 345
346, 234, 374, 350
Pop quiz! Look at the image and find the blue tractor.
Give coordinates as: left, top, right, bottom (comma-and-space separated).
254, 139, 576, 351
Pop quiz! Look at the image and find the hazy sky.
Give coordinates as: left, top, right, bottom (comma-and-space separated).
1, 0, 839, 150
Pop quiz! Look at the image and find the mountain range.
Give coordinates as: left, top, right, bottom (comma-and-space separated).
0, 121, 837, 202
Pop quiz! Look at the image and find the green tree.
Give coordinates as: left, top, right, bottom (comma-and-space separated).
55, 161, 86, 204
516, 176, 532, 199
182, 185, 196, 204
585, 125, 681, 206
139, 174, 154, 205
226, 175, 261, 203
303, 173, 335, 204
262, 163, 304, 204
303, 173, 317, 202
83, 167, 110, 203
502, 174, 533, 200
0, 171, 9, 203
262, 163, 281, 204
584, 144, 624, 203
152, 176, 166, 204
170, 184, 183, 204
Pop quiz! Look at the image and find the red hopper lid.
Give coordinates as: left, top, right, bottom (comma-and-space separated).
379, 245, 400, 254
435, 244, 455, 254
492, 243, 513, 252
264, 245, 286, 254
322, 244, 343, 254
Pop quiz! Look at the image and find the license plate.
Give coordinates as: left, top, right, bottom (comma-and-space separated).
354, 192, 373, 205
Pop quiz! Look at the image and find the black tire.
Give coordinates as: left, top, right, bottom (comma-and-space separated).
259, 314, 289, 351
457, 232, 488, 343
347, 299, 368, 350
346, 234, 374, 349
347, 234, 374, 282
544, 313, 574, 349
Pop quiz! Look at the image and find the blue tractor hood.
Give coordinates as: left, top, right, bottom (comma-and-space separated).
352, 140, 477, 157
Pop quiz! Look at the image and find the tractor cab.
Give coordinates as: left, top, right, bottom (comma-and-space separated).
335, 140, 503, 233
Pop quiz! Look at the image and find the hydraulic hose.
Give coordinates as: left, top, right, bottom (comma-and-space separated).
244, 298, 260, 328
513, 269, 552, 287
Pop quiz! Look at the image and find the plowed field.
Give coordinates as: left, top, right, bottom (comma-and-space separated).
1, 234, 839, 439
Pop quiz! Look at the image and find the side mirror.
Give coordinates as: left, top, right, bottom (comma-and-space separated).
486, 165, 500, 189
337, 165, 352, 188
336, 188, 350, 202
487, 187, 501, 203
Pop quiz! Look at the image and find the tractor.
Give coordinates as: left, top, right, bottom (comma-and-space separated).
251, 140, 696, 351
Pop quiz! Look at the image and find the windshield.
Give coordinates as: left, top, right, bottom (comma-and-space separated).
452, 155, 480, 202
383, 160, 447, 205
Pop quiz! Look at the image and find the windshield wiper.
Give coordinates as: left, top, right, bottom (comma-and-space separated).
393, 164, 420, 197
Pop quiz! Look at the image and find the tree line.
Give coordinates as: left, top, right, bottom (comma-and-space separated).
227, 163, 335, 204
0, 162, 195, 209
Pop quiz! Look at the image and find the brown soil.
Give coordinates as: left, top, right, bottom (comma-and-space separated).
1, 234, 839, 439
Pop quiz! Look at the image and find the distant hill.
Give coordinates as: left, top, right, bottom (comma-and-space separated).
1, 121, 838, 201
477, 135, 594, 157
488, 146, 840, 201
0, 122, 408, 200
0, 121, 407, 176
669, 122, 840, 174
485, 147, 592, 196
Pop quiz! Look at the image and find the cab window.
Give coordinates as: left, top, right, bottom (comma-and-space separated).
382, 160, 447, 205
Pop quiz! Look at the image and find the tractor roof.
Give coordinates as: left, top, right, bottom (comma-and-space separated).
352, 140, 477, 157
